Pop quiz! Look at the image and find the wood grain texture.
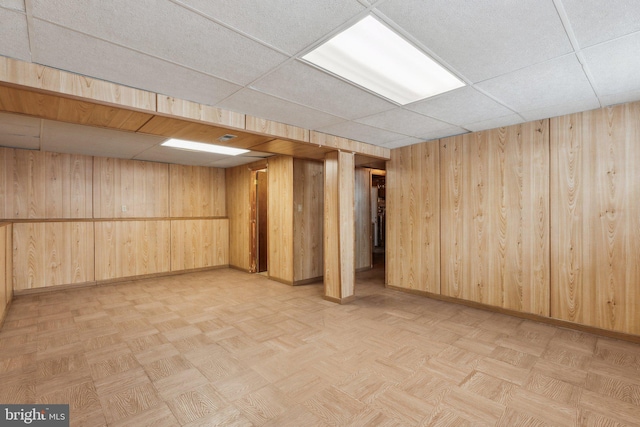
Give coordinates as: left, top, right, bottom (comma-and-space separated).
246, 117, 310, 142
311, 132, 391, 160
386, 141, 440, 293
170, 219, 229, 271
169, 164, 225, 218
225, 164, 252, 271
0, 224, 9, 323
93, 157, 169, 218
551, 103, 640, 335
249, 139, 332, 161
440, 122, 549, 315
267, 156, 294, 284
0, 85, 154, 132
354, 168, 372, 271
157, 96, 244, 129
0, 148, 93, 219
12, 222, 94, 290
293, 159, 323, 283
0, 56, 156, 112
324, 151, 355, 300
4, 224, 11, 306
94, 221, 171, 280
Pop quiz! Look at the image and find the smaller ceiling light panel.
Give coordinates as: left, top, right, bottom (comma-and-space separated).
303, 15, 465, 105
162, 138, 249, 156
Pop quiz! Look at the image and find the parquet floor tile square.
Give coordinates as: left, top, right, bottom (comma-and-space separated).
1, 265, 640, 426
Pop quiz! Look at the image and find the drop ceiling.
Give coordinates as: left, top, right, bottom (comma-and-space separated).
1, 0, 639, 165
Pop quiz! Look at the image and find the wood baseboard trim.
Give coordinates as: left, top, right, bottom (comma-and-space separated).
268, 276, 294, 286
13, 265, 229, 297
386, 284, 640, 344
355, 266, 373, 273
293, 276, 323, 286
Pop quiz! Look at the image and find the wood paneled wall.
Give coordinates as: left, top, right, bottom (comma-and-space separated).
3, 147, 229, 292
95, 221, 171, 280
355, 168, 372, 271
440, 122, 550, 315
0, 223, 11, 325
387, 142, 440, 294
293, 159, 324, 282
388, 103, 640, 336
171, 219, 229, 271
94, 158, 169, 218
551, 103, 640, 335
0, 148, 93, 219
12, 222, 95, 291
268, 156, 294, 284
225, 163, 254, 271
324, 151, 355, 302
170, 165, 225, 217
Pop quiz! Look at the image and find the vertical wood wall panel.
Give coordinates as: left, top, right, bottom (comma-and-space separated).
551, 104, 640, 334
0, 224, 9, 322
387, 142, 440, 293
170, 165, 226, 217
268, 156, 294, 283
293, 159, 324, 282
324, 151, 355, 300
12, 222, 94, 290
440, 121, 549, 315
93, 157, 168, 218
94, 221, 171, 280
225, 164, 252, 270
354, 168, 372, 271
0, 148, 92, 219
170, 219, 229, 271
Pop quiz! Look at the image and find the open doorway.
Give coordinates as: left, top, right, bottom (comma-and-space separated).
371, 171, 386, 269
250, 168, 268, 273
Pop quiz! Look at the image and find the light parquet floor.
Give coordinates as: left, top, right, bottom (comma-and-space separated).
1, 265, 640, 426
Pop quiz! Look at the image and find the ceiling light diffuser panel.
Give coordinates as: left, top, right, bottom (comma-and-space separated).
303, 15, 465, 105
162, 139, 249, 156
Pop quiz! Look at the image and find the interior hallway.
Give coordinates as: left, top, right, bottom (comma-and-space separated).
0, 266, 639, 426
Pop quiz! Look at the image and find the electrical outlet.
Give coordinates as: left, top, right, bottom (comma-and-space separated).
121, 205, 127, 212
297, 204, 302, 212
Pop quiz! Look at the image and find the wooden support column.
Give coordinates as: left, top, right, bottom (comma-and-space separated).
324, 151, 355, 303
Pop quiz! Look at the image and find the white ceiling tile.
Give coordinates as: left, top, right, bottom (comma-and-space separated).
561, 0, 640, 47
380, 136, 424, 149
583, 32, 640, 97
463, 114, 525, 132
0, 112, 41, 149
356, 108, 454, 138
41, 120, 164, 159
600, 88, 640, 108
476, 55, 596, 112
31, 0, 287, 85
133, 145, 229, 166
0, 7, 31, 61
317, 121, 406, 146
0, 1, 25, 11
176, 0, 365, 55
251, 60, 396, 120
31, 21, 242, 105
377, 0, 572, 82
520, 97, 601, 122
419, 126, 469, 142
407, 86, 514, 126
218, 88, 344, 130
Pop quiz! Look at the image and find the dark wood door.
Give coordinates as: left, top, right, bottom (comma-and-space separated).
256, 170, 268, 273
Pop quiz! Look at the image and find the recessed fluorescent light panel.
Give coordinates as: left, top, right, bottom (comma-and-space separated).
303, 15, 465, 105
162, 138, 249, 156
